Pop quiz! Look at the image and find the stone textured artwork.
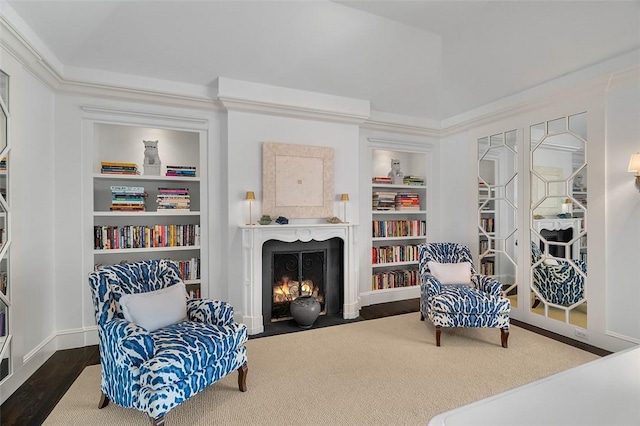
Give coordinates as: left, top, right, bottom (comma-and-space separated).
262, 142, 334, 219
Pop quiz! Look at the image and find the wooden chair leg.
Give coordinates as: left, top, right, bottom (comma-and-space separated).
501, 327, 509, 348
435, 326, 441, 347
237, 362, 248, 392
98, 391, 109, 409
149, 415, 165, 425
532, 298, 541, 309
420, 312, 425, 321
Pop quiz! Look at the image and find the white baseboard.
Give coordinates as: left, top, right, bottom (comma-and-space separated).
0, 326, 99, 404
359, 286, 420, 307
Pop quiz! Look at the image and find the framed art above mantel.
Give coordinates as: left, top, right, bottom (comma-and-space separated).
262, 142, 334, 219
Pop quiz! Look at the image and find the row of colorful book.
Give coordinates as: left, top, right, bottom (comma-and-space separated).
101, 161, 138, 175
157, 187, 190, 210
94, 224, 200, 250
372, 244, 419, 264
371, 268, 419, 290
166, 165, 196, 177
110, 185, 146, 211
372, 220, 426, 238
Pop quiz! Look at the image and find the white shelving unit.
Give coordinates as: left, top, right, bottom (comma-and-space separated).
361, 144, 430, 306
0, 70, 10, 381
478, 185, 496, 276
85, 113, 207, 298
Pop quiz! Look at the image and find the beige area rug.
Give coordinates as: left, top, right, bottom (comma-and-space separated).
45, 313, 599, 425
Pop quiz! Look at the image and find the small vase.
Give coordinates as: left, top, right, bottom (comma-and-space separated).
290, 296, 321, 329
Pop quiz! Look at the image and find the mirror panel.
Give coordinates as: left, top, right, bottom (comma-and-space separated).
530, 113, 587, 326
478, 130, 519, 304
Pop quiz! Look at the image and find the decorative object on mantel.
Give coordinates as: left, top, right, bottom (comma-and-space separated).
143, 140, 161, 176
289, 295, 321, 329
556, 213, 572, 219
275, 216, 289, 225
340, 193, 350, 223
387, 158, 404, 185
628, 152, 640, 192
245, 191, 256, 225
258, 215, 272, 225
533, 214, 544, 220
326, 216, 342, 224
262, 142, 334, 219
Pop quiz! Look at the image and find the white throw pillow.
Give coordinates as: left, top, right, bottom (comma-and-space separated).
120, 282, 187, 332
543, 258, 560, 266
427, 261, 472, 286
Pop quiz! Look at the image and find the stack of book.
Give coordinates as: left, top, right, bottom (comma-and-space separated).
372, 191, 396, 211
394, 192, 420, 210
166, 165, 196, 177
110, 186, 146, 212
403, 175, 425, 186
372, 176, 392, 184
0, 157, 6, 171
101, 161, 138, 175
157, 187, 190, 211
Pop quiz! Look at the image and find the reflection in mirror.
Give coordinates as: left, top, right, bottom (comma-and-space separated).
530, 113, 587, 327
0, 70, 7, 109
0, 102, 6, 155
478, 130, 518, 306
0, 156, 6, 204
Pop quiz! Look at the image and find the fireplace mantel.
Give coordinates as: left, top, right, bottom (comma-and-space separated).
239, 223, 359, 334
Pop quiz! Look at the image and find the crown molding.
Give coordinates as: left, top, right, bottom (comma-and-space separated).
218, 96, 370, 125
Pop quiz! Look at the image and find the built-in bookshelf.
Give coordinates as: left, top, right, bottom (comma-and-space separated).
85, 112, 207, 298
362, 143, 430, 306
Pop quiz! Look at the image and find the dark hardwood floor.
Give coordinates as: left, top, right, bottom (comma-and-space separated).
0, 298, 609, 425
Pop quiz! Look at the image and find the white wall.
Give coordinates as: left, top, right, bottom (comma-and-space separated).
604, 69, 640, 342
223, 110, 361, 313
0, 47, 56, 401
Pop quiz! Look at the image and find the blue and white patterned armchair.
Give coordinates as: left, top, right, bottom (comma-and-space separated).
87, 259, 248, 425
530, 242, 586, 308
418, 243, 510, 347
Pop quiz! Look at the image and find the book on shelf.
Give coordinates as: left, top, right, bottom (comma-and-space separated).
101, 161, 139, 175
372, 191, 397, 211
372, 244, 419, 264
109, 185, 146, 211
371, 268, 418, 290
0, 157, 6, 171
402, 176, 425, 186
372, 176, 392, 184
372, 220, 426, 238
166, 165, 196, 177
394, 192, 420, 210
157, 187, 191, 211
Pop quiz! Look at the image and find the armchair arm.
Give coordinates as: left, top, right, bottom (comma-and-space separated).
472, 274, 503, 297
571, 259, 587, 274
101, 318, 155, 367
420, 272, 442, 296
187, 299, 235, 326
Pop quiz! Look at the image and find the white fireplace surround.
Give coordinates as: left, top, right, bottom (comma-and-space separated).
239, 223, 359, 334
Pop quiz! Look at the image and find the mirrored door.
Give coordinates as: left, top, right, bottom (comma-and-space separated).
478, 130, 518, 305
530, 112, 587, 326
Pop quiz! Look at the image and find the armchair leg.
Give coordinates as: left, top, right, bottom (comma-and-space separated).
420, 312, 424, 321
237, 362, 248, 392
98, 391, 109, 409
435, 326, 441, 347
501, 327, 509, 348
149, 415, 165, 425
532, 298, 541, 309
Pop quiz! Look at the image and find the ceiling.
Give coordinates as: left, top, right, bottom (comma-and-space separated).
5, 1, 640, 120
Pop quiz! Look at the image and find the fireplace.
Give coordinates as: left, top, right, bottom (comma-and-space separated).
240, 223, 359, 335
262, 239, 343, 324
533, 218, 581, 260
540, 228, 573, 258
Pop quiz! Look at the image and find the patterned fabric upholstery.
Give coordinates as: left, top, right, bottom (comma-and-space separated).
88, 259, 248, 421
418, 243, 510, 340
530, 242, 586, 306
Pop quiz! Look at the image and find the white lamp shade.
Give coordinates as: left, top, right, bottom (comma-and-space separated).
628, 153, 640, 175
